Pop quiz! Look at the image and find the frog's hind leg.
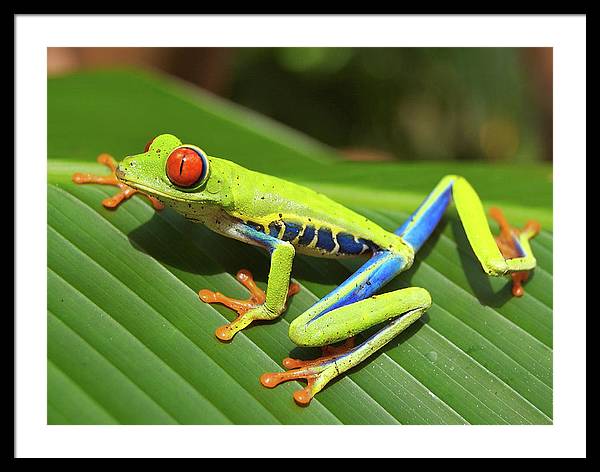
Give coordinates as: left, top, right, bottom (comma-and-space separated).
262, 286, 430, 405
260, 249, 421, 405
72, 153, 164, 210
489, 207, 541, 296
396, 175, 541, 296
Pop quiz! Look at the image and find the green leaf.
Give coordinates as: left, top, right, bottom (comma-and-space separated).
47, 69, 552, 424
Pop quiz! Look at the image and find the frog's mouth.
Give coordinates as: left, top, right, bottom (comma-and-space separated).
115, 166, 166, 199
115, 165, 194, 203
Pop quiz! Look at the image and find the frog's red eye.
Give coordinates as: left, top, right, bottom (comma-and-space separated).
144, 136, 158, 152
166, 146, 208, 188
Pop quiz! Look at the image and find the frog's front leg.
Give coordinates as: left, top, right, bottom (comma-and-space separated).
72, 154, 164, 210
261, 249, 425, 405
199, 226, 300, 341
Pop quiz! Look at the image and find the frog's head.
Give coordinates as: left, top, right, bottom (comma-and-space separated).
116, 134, 227, 207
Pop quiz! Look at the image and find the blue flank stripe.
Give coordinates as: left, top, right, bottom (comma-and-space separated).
268, 221, 282, 238
337, 232, 365, 255
281, 221, 302, 241
397, 182, 453, 252
298, 225, 316, 245
316, 227, 336, 252
359, 238, 379, 253
239, 223, 289, 254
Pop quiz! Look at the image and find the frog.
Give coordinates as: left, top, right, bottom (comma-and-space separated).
72, 133, 540, 405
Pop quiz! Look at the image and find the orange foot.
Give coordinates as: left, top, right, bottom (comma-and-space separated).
489, 207, 541, 297
260, 338, 355, 406
72, 154, 164, 210
199, 269, 300, 341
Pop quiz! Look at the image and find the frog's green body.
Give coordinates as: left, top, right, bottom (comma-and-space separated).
123, 146, 411, 261
75, 133, 540, 405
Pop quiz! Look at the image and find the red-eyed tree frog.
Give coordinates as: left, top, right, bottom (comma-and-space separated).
72, 134, 540, 405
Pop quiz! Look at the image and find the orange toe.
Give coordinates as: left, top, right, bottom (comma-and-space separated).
260, 368, 319, 406
72, 153, 163, 211
489, 207, 539, 297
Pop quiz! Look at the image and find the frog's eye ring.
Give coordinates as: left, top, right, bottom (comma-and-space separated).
165, 145, 209, 188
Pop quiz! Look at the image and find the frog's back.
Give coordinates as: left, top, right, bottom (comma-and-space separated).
224, 160, 408, 258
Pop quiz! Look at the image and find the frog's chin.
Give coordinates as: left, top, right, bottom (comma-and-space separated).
115, 166, 210, 205
116, 176, 168, 202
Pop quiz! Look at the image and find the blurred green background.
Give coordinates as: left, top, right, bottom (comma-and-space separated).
48, 47, 552, 164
